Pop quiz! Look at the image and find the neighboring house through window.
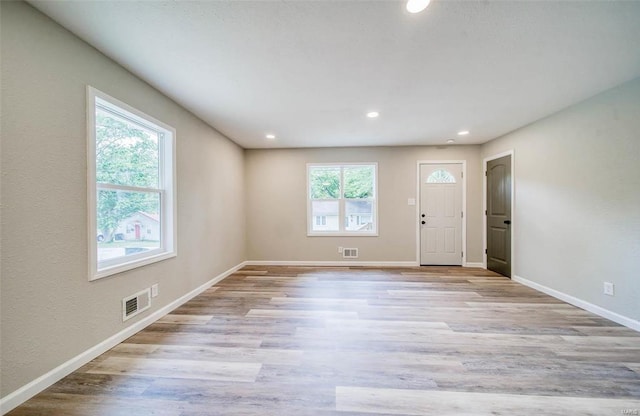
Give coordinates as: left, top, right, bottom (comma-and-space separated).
307, 163, 377, 236
87, 87, 177, 280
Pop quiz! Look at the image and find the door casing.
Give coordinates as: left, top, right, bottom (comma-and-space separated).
482, 150, 515, 273
415, 160, 467, 266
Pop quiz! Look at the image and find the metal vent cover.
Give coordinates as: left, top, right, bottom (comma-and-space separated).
343, 248, 359, 258
122, 288, 151, 321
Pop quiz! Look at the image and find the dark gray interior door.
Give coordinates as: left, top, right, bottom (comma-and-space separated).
486, 155, 511, 277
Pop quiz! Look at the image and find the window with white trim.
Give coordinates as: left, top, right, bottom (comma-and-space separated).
88, 87, 176, 280
307, 164, 377, 236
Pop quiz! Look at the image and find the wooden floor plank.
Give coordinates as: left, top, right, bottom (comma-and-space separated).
246, 309, 359, 319
156, 314, 214, 325
336, 386, 640, 416
86, 356, 262, 382
108, 343, 304, 365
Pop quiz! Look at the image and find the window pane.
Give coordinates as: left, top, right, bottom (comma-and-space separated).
344, 165, 374, 198
345, 200, 373, 231
96, 107, 159, 188
426, 169, 456, 183
97, 189, 161, 263
311, 200, 339, 231
309, 167, 340, 199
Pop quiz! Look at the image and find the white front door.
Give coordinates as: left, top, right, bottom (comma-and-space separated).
420, 163, 463, 265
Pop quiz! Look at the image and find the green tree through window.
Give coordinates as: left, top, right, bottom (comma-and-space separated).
96, 110, 160, 242
344, 166, 374, 198
309, 167, 340, 199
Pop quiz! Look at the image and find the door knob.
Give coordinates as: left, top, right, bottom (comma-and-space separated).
504, 220, 511, 225
421, 221, 426, 225
421, 214, 426, 218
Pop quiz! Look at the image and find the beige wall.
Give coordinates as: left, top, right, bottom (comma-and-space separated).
481, 77, 640, 322
0, 2, 245, 396
245, 146, 483, 264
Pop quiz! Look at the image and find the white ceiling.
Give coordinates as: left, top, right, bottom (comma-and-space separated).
29, 1, 640, 149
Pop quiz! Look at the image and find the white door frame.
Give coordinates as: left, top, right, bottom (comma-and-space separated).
482, 150, 515, 272
416, 160, 467, 266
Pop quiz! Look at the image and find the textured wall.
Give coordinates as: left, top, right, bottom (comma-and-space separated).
245, 146, 483, 264
481, 77, 640, 322
0, 2, 245, 396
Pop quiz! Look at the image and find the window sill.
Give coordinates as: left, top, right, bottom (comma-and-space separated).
91, 251, 176, 281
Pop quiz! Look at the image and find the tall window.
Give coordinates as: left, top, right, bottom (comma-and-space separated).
87, 87, 176, 280
307, 164, 377, 236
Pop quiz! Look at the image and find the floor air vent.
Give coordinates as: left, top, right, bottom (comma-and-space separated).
343, 248, 359, 259
122, 288, 151, 321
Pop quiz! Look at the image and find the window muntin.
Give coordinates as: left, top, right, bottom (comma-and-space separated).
307, 164, 377, 236
88, 87, 176, 280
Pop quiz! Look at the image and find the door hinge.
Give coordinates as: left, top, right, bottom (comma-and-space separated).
485, 171, 487, 176
485, 248, 488, 254
485, 210, 487, 215
461, 251, 464, 258
461, 172, 464, 178
461, 211, 464, 218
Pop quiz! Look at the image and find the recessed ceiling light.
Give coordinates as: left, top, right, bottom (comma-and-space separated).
446, 139, 455, 144
265, 134, 276, 139
457, 130, 469, 136
366, 111, 379, 118
406, 0, 431, 14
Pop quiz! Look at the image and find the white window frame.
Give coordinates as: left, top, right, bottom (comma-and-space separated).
87, 86, 177, 280
307, 163, 378, 237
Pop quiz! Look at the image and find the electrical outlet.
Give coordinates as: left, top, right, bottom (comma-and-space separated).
603, 282, 614, 296
338, 246, 343, 253
151, 284, 159, 298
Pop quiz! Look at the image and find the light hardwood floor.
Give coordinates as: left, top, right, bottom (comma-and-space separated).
8, 266, 640, 415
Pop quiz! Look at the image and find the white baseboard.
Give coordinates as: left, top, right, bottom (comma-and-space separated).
464, 262, 485, 268
0, 261, 247, 415
245, 260, 419, 267
513, 274, 640, 332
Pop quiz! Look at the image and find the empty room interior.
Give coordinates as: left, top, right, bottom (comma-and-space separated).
1, 0, 640, 415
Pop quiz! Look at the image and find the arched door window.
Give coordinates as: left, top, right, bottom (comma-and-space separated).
426, 169, 456, 183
